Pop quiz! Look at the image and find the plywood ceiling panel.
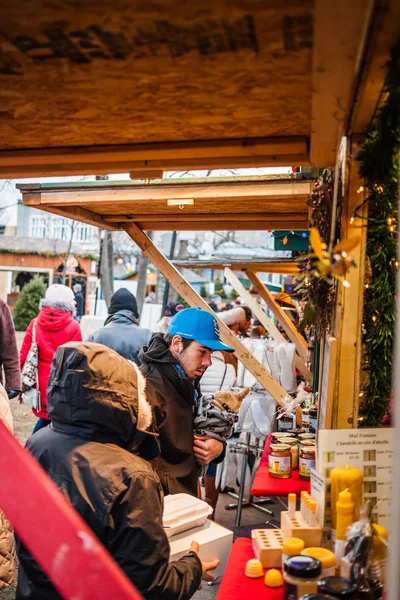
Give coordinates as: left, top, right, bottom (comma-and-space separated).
0, 0, 313, 150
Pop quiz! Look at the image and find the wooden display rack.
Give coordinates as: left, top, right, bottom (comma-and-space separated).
281, 511, 322, 547
252, 528, 284, 569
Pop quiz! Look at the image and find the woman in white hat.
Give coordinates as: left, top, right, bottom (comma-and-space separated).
20, 284, 82, 433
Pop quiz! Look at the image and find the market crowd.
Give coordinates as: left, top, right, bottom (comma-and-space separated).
0, 284, 271, 599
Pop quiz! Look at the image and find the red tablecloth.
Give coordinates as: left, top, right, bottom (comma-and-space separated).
251, 434, 311, 497
217, 538, 283, 600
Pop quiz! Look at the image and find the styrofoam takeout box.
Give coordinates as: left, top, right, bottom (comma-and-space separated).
168, 520, 233, 579
163, 493, 213, 538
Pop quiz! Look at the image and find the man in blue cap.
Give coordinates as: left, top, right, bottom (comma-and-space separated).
139, 307, 234, 497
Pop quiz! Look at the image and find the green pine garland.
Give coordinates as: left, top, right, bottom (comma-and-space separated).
357, 42, 400, 426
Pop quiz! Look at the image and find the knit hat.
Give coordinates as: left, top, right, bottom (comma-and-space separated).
108, 288, 138, 317
164, 301, 185, 317
40, 284, 76, 314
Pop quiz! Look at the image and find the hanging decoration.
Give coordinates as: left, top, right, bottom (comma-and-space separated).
295, 168, 341, 338
356, 42, 400, 427
306, 228, 360, 287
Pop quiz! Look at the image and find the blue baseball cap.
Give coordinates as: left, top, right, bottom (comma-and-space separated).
168, 308, 235, 352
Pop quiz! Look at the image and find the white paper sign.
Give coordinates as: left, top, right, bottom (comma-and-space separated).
316, 428, 393, 530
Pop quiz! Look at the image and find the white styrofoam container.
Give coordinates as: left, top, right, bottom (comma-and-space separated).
163, 493, 213, 539
168, 519, 233, 579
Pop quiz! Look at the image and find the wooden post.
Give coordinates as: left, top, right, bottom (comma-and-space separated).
123, 223, 288, 406
332, 137, 368, 428
245, 270, 309, 363
224, 268, 312, 383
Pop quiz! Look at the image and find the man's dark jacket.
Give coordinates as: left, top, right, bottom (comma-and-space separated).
139, 333, 225, 497
16, 342, 202, 600
87, 309, 152, 365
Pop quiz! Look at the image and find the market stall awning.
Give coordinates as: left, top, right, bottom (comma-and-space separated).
0, 0, 398, 176
18, 176, 312, 231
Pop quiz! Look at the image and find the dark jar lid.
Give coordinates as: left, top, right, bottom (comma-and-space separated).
284, 555, 322, 578
300, 595, 337, 600
318, 576, 358, 598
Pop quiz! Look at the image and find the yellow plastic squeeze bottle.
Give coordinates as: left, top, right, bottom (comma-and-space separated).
336, 488, 354, 541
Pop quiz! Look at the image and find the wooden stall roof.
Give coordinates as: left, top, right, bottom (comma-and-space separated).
18, 175, 312, 232
0, 0, 399, 176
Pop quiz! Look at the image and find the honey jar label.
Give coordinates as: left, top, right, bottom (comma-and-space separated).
278, 421, 293, 431
268, 454, 291, 475
299, 457, 315, 477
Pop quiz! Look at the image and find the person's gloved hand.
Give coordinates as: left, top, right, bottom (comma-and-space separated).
6, 390, 19, 400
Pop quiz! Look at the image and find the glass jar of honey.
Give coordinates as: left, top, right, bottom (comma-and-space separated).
278, 413, 294, 431
269, 444, 292, 479
299, 441, 316, 480
281, 437, 299, 470
271, 432, 292, 444
302, 407, 310, 432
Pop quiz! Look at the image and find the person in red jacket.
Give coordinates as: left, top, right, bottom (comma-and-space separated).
20, 284, 82, 433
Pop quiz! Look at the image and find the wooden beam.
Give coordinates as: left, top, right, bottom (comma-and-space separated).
332, 137, 368, 428
0, 137, 310, 178
123, 223, 288, 406
310, 0, 375, 167
23, 197, 118, 231
245, 270, 309, 363
173, 260, 299, 275
129, 220, 308, 231
129, 170, 164, 180
349, 0, 400, 134
224, 268, 312, 383
106, 213, 308, 223
25, 180, 312, 206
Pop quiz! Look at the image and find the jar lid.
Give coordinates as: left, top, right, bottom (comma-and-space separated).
301, 548, 335, 568
270, 443, 290, 450
281, 438, 298, 445
284, 555, 322, 578
318, 576, 357, 598
300, 440, 316, 447
283, 538, 305, 555
272, 432, 292, 438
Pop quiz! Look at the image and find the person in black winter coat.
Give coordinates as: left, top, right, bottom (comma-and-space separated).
140, 308, 234, 497
87, 288, 152, 365
16, 341, 218, 600
72, 283, 85, 321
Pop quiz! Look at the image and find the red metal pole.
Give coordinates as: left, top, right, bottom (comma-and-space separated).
0, 420, 143, 600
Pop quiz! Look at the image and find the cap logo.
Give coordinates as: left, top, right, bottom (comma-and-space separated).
213, 319, 220, 337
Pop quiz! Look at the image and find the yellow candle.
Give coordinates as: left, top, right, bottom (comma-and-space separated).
372, 524, 388, 562
330, 466, 363, 530
336, 488, 354, 540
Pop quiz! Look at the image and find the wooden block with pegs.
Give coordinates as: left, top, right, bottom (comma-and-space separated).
280, 511, 322, 547
251, 529, 284, 568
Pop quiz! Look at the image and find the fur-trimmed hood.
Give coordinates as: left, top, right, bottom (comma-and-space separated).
47, 342, 159, 460
40, 298, 76, 316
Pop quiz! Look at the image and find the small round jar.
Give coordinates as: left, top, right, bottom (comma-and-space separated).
271, 432, 292, 444
282, 437, 299, 470
299, 442, 316, 480
317, 576, 358, 599
301, 548, 336, 578
298, 433, 316, 442
278, 413, 295, 431
283, 555, 322, 599
287, 428, 305, 438
282, 538, 305, 567
302, 407, 310, 432
268, 443, 292, 479
309, 405, 318, 433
